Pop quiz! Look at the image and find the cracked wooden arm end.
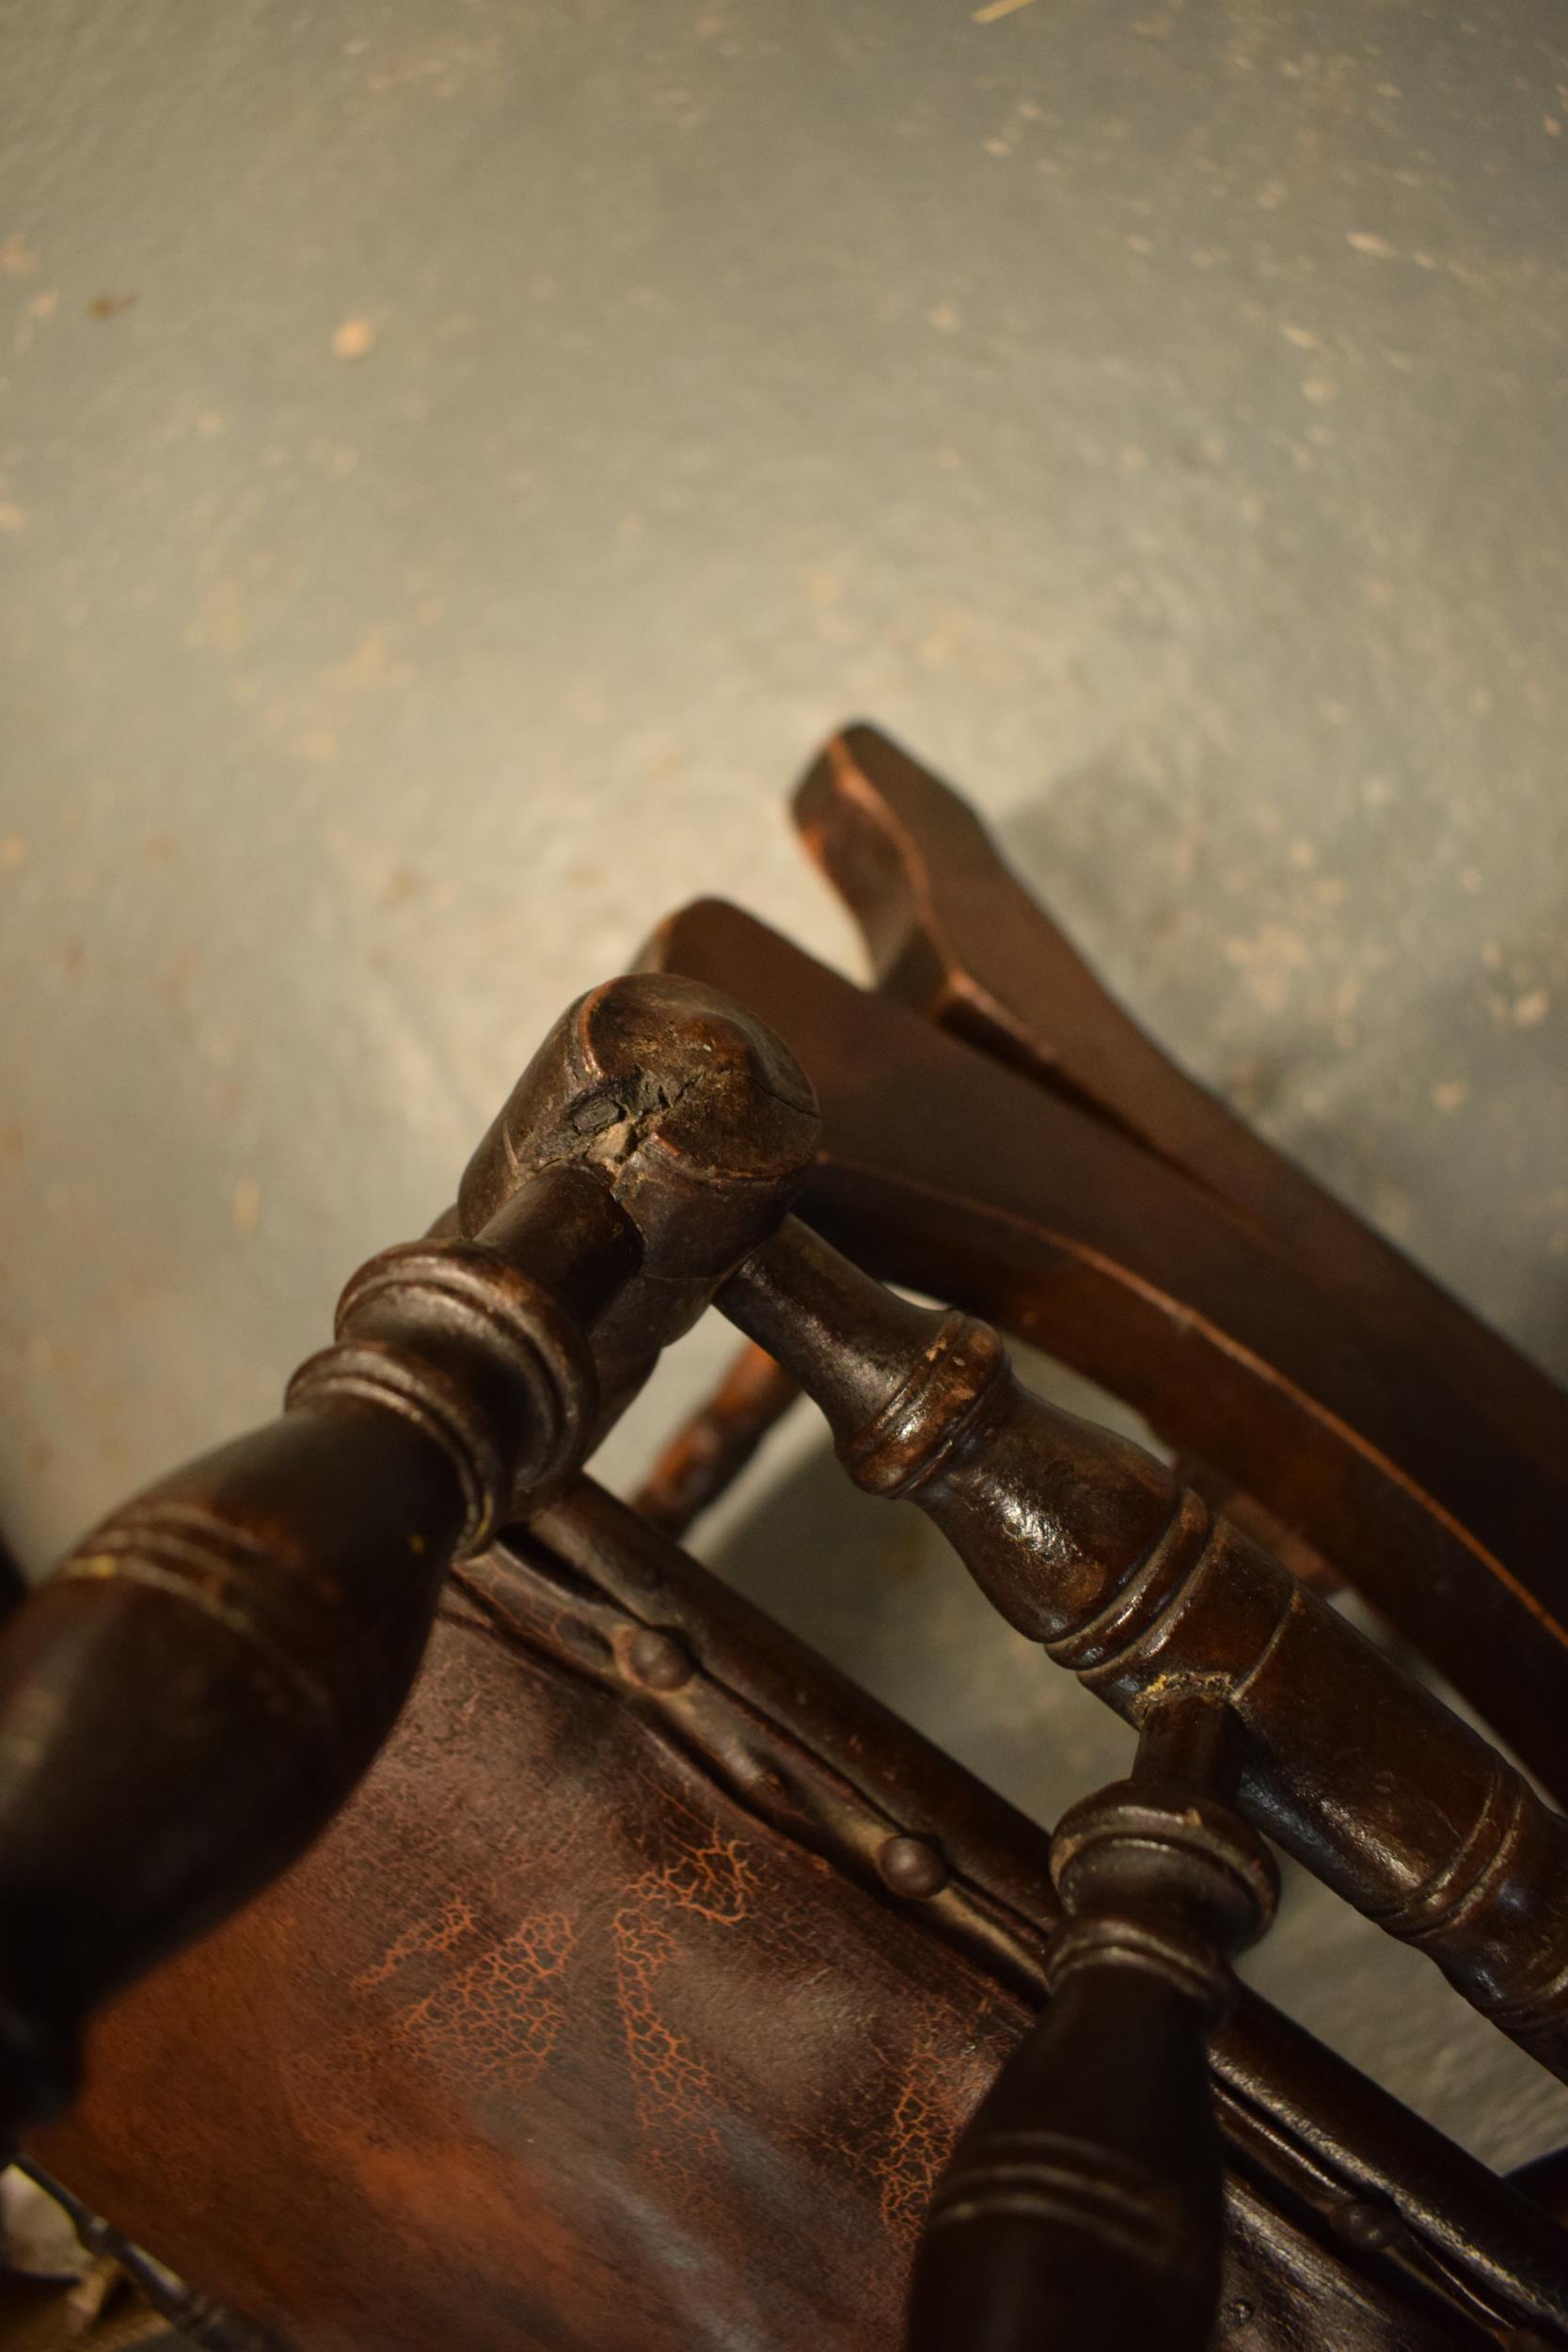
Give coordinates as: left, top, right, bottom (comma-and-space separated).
0, 974, 817, 2139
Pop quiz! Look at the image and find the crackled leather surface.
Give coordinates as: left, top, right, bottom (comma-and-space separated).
33, 1569, 1030, 2350
28, 1493, 1491, 2352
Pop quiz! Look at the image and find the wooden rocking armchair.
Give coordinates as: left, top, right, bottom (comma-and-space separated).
3, 728, 1567, 2352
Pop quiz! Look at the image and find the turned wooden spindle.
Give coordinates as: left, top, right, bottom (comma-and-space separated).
720, 1215, 1568, 2084
0, 975, 818, 2139
633, 1342, 800, 1536
911, 1690, 1276, 2352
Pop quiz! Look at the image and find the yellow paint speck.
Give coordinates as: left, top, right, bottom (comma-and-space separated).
1432, 1080, 1468, 1114
0, 836, 26, 867
927, 301, 962, 333
332, 316, 376, 359
973, 0, 1036, 21
1346, 230, 1397, 258
1513, 990, 1550, 1028
233, 1177, 261, 1236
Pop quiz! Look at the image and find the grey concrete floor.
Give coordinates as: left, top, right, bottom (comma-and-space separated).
2, 0, 1567, 2189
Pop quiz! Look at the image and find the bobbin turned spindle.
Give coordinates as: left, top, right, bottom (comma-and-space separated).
0, 975, 817, 2140
719, 1214, 1568, 2084
910, 1689, 1276, 2352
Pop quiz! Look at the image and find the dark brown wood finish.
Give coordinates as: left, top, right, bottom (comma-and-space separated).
720, 1215, 1568, 2083
0, 1528, 26, 1616
3, 736, 1566, 2352
650, 896, 1568, 1804
456, 973, 821, 1424
795, 722, 1561, 1406
34, 1483, 1568, 2350
0, 974, 818, 2143
0, 1155, 630, 2139
911, 1691, 1277, 2352
633, 1343, 800, 1539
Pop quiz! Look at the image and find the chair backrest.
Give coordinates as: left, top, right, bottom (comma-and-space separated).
8, 728, 1568, 2351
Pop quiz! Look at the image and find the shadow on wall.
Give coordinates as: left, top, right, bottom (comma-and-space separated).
702, 1362, 1568, 2177
996, 745, 1568, 1385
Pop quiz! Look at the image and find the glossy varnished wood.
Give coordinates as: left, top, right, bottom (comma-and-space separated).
0, 974, 818, 2142
911, 1692, 1276, 2352
35, 1483, 1568, 2351
721, 1216, 1568, 2082
651, 896, 1568, 1805
6, 735, 1568, 2352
